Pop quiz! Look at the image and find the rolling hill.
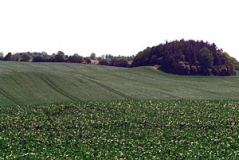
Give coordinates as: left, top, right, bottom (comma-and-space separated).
2, 61, 239, 159
0, 61, 239, 106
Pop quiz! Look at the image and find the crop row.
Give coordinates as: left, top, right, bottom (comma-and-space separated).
1, 100, 239, 159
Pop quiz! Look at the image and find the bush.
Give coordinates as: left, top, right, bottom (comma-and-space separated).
68, 54, 83, 63
21, 54, 32, 62
84, 57, 91, 64
99, 59, 110, 65
110, 59, 129, 67
33, 56, 46, 62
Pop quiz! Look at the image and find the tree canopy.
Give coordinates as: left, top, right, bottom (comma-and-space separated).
132, 39, 237, 76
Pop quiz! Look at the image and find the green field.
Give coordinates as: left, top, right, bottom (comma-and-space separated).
1, 100, 239, 159
1, 62, 239, 159
0, 61, 239, 106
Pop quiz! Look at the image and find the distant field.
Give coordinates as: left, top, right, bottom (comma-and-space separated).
0, 61, 239, 106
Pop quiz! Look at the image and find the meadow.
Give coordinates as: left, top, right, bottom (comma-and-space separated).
1, 61, 239, 159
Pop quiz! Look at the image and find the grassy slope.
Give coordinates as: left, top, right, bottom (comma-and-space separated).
0, 61, 239, 106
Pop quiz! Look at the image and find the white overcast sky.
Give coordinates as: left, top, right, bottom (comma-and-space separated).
0, 0, 238, 60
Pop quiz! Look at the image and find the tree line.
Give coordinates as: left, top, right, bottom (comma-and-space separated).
0, 51, 93, 63
0, 51, 135, 67
2, 40, 236, 75
98, 54, 135, 67
132, 39, 237, 76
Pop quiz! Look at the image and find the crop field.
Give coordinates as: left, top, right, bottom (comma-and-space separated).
1, 62, 239, 159
0, 61, 239, 106
1, 100, 239, 159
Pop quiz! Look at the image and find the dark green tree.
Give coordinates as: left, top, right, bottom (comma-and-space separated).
55, 51, 65, 62
199, 47, 214, 68
4, 52, 12, 61
132, 39, 236, 76
0, 52, 3, 60
90, 53, 96, 60
132, 47, 151, 66
33, 56, 46, 62
110, 58, 129, 67
10, 54, 20, 61
84, 57, 91, 64
21, 53, 32, 62
68, 54, 83, 63
99, 59, 110, 65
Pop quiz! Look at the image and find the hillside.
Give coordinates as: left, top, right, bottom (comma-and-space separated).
132, 39, 237, 76
2, 61, 239, 159
1, 61, 239, 106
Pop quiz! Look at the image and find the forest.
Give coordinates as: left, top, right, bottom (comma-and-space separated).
132, 39, 237, 76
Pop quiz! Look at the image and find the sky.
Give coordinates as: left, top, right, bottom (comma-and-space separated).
0, 0, 238, 60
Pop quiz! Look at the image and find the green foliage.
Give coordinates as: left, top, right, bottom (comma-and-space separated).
0, 52, 3, 60
4, 52, 12, 61
68, 54, 83, 63
33, 55, 46, 62
0, 51, 133, 66
99, 59, 110, 65
99, 57, 130, 67
235, 61, 239, 71
1, 100, 239, 159
109, 58, 129, 67
132, 47, 152, 66
1, 62, 239, 158
199, 47, 214, 68
21, 53, 32, 62
54, 51, 65, 62
103, 54, 135, 62
84, 57, 91, 64
133, 40, 236, 76
10, 54, 20, 61
90, 53, 96, 60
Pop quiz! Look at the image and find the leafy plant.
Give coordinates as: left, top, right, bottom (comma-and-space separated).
1, 100, 239, 159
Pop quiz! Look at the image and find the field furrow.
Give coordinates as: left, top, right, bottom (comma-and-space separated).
1, 61, 239, 159
86, 78, 133, 100
35, 74, 80, 102
0, 87, 23, 105
0, 61, 239, 106
60, 63, 134, 99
